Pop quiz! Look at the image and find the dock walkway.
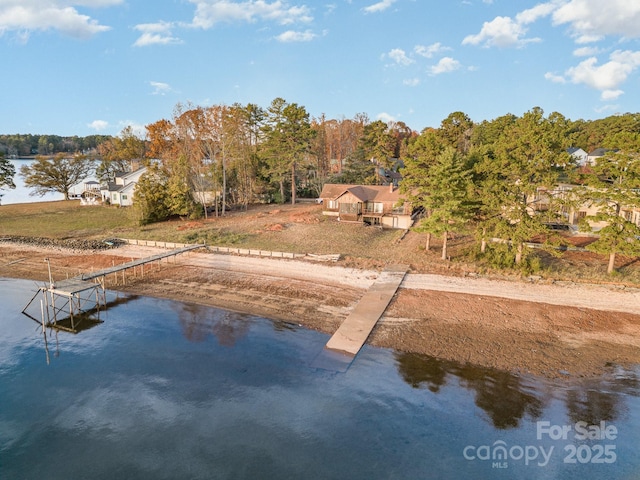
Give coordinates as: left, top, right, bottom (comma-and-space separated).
23, 244, 205, 331
325, 264, 408, 356
81, 244, 203, 282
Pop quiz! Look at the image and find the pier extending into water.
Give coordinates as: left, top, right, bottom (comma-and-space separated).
325, 264, 409, 356
22, 244, 204, 332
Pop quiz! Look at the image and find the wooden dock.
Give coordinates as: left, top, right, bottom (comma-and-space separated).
79, 244, 204, 282
22, 244, 204, 332
324, 264, 408, 357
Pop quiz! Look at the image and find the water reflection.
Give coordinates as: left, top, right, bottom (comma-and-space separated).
457, 366, 544, 429
3, 277, 640, 480
173, 303, 251, 346
31, 292, 140, 363
564, 372, 640, 424
395, 351, 640, 433
396, 353, 448, 392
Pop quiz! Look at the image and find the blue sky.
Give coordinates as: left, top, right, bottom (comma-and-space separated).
1, 0, 639, 137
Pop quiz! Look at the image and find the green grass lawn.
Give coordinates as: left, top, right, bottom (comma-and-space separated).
0, 201, 136, 238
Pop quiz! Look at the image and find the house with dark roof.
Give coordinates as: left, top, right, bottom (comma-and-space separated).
587, 148, 617, 166
318, 183, 413, 229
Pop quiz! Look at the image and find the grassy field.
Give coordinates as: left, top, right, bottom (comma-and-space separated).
0, 201, 135, 238
1, 200, 639, 284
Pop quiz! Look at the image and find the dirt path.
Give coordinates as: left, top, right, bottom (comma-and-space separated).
1, 242, 639, 378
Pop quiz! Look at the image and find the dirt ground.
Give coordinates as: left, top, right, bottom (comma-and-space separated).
2, 240, 639, 380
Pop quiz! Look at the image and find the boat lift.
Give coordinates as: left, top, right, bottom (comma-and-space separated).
22, 244, 204, 333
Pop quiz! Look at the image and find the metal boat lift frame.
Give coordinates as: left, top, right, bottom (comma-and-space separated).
22, 244, 204, 333
22, 277, 106, 333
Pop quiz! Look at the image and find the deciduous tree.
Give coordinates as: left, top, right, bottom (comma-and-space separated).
19, 154, 95, 200
96, 126, 146, 181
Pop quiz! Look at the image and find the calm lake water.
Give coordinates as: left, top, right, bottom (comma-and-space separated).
1, 277, 639, 479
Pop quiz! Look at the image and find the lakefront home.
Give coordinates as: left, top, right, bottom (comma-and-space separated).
101, 166, 147, 207
319, 183, 413, 229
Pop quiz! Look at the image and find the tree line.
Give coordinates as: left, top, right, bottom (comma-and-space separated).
401, 109, 640, 273
0, 134, 110, 157
2, 102, 639, 273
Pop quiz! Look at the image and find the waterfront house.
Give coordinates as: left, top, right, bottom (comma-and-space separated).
319, 183, 413, 229
101, 166, 147, 206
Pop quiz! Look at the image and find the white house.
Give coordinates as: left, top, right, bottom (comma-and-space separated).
567, 147, 588, 167
101, 167, 147, 206
586, 148, 617, 167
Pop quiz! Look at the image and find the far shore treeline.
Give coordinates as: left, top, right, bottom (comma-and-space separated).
1, 101, 639, 274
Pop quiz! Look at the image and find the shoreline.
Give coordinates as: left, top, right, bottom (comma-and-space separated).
2, 242, 640, 379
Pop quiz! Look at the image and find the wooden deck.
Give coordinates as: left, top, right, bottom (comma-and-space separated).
324, 264, 408, 356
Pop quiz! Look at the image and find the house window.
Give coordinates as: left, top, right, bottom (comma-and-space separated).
364, 202, 383, 213
122, 195, 128, 201
340, 203, 360, 214
112, 194, 118, 201
392, 204, 405, 214
577, 211, 587, 220
624, 210, 632, 221
327, 200, 338, 209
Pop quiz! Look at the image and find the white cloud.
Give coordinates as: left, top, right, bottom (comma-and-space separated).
515, 2, 557, 25
565, 50, 640, 91
414, 42, 450, 59
88, 119, 109, 131
544, 72, 566, 83
594, 104, 620, 114
573, 46, 600, 57
0, 0, 118, 39
73, 1, 123, 6
118, 121, 146, 137
149, 81, 173, 95
552, 0, 640, 41
403, 78, 420, 87
462, 2, 556, 48
462, 15, 533, 48
601, 89, 624, 101
430, 57, 461, 75
133, 22, 182, 47
275, 29, 316, 42
386, 48, 414, 66
363, 0, 397, 14
189, 0, 313, 29
376, 112, 397, 122
573, 34, 603, 44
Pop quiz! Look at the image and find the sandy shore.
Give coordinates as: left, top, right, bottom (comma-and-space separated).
2, 242, 640, 378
